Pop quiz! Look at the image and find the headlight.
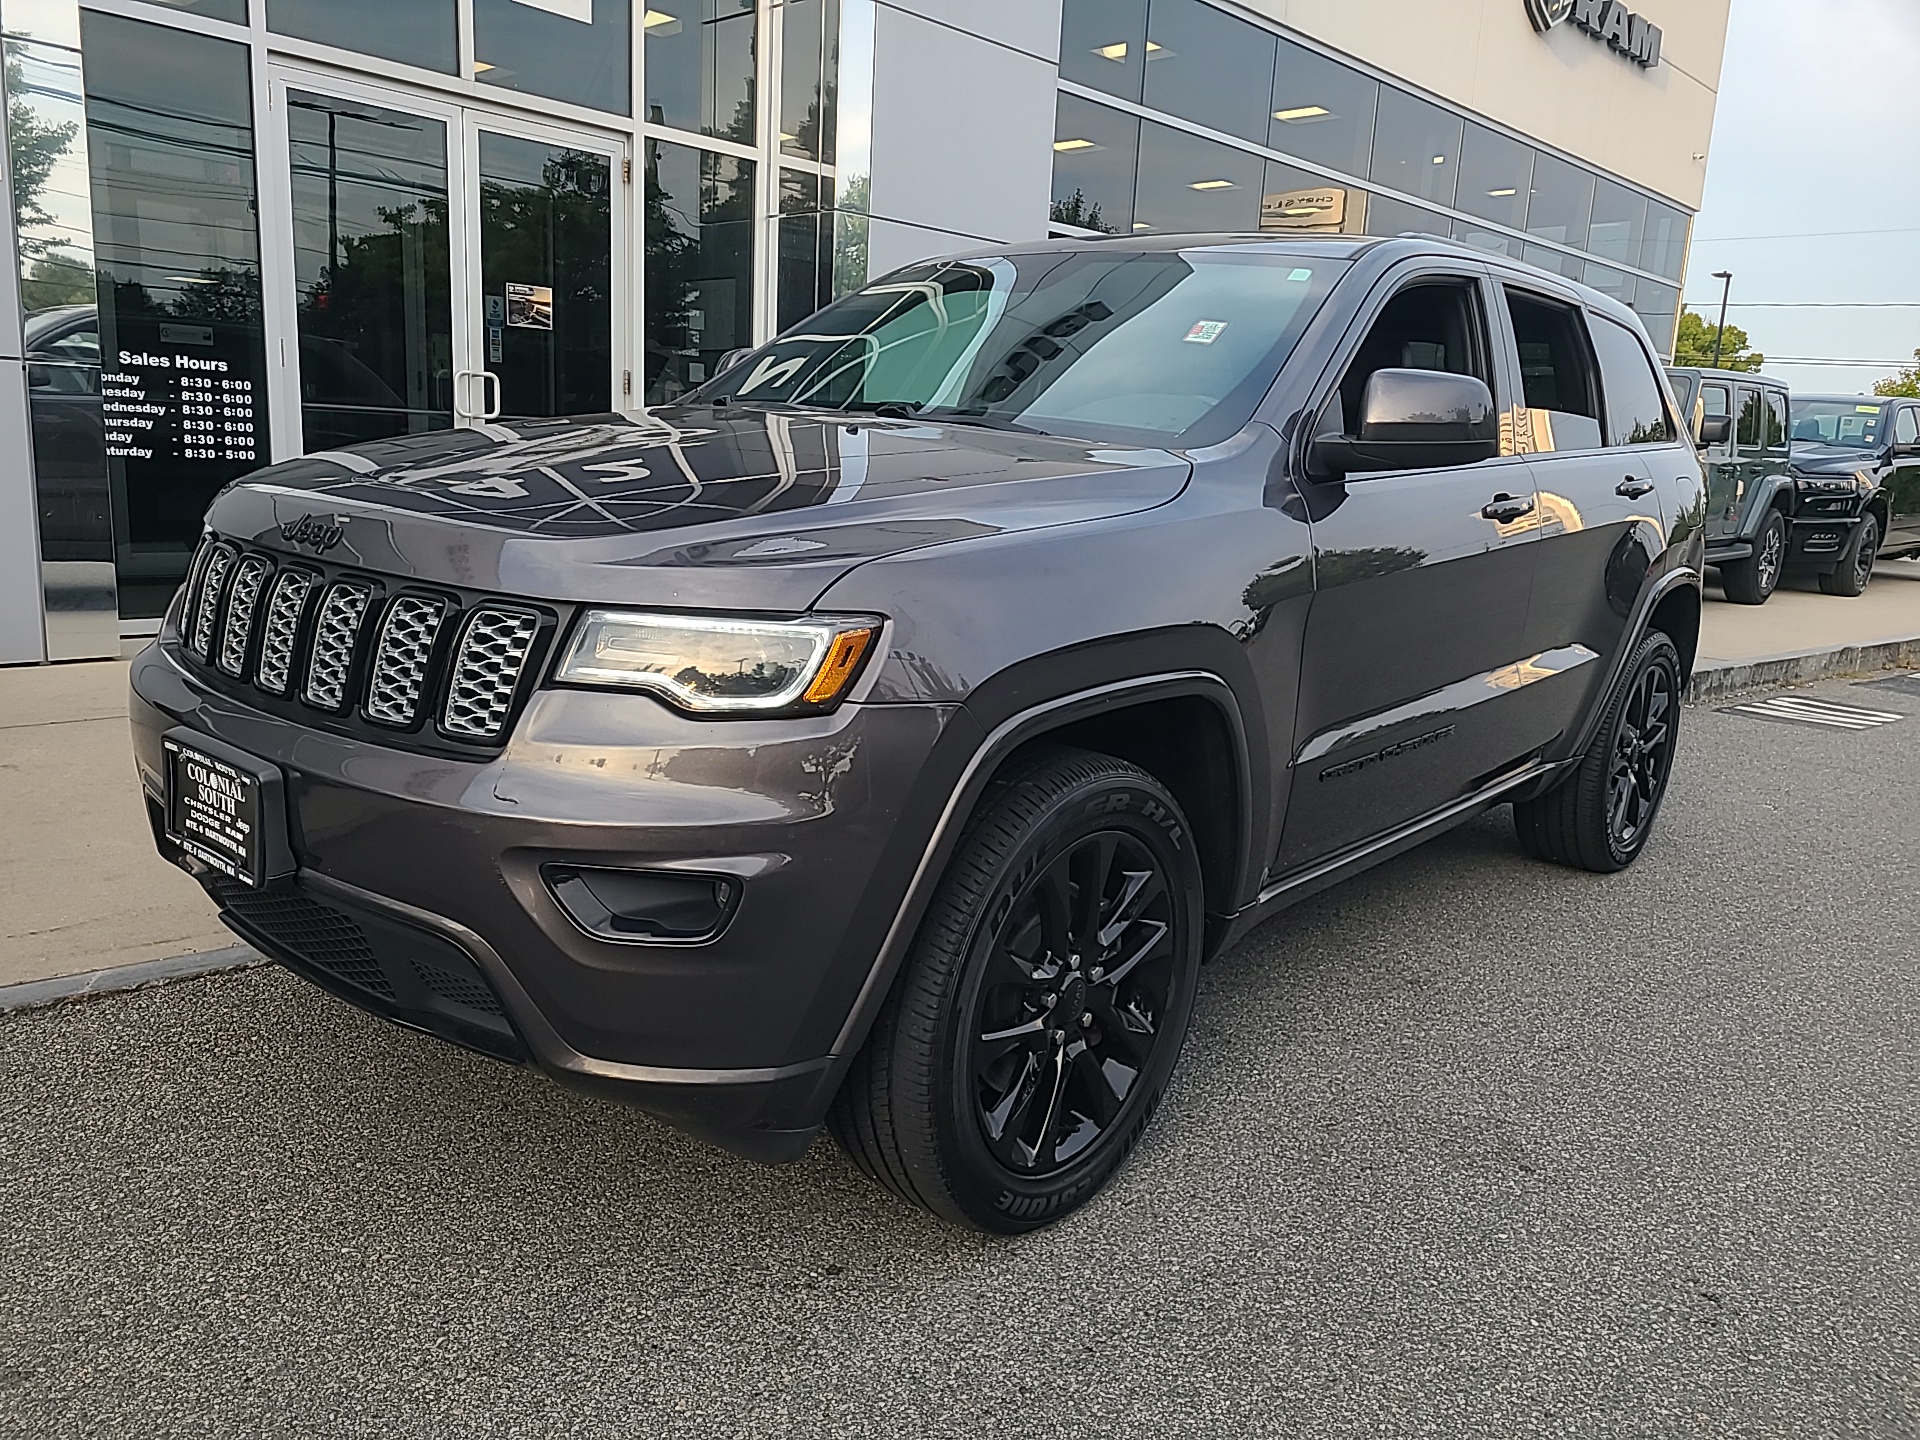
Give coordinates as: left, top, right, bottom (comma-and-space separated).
555, 610, 881, 714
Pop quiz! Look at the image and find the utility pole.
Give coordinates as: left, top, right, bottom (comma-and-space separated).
1710, 270, 1734, 370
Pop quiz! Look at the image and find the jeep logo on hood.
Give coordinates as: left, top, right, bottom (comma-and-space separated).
280, 515, 344, 554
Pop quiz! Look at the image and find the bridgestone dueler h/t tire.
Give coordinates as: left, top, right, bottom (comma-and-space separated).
1513, 628, 1682, 874
828, 747, 1204, 1233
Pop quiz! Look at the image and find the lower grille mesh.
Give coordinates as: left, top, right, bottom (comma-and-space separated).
217, 886, 395, 999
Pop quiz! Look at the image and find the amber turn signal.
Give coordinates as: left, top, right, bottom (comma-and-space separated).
802, 626, 876, 704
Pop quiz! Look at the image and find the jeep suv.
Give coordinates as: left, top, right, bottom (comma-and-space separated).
1666, 366, 1796, 604
131, 236, 1705, 1232
1787, 393, 1920, 595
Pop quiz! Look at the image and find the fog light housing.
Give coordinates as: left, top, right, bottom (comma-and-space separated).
544, 865, 741, 943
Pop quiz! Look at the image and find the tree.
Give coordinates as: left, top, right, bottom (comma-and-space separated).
1873, 350, 1920, 399
1673, 308, 1765, 372
1049, 189, 1111, 235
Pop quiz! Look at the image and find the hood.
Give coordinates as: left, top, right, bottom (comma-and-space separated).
205, 406, 1192, 611
1790, 440, 1881, 475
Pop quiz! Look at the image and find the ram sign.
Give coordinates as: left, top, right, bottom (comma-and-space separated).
1526, 0, 1663, 69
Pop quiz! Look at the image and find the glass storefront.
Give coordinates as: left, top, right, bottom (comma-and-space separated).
1053, 0, 1691, 357
5, 0, 867, 633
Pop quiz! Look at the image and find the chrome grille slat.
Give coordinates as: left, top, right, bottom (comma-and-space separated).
190, 544, 235, 658
442, 609, 540, 740
217, 556, 272, 677
302, 581, 374, 712
363, 596, 448, 727
254, 569, 315, 697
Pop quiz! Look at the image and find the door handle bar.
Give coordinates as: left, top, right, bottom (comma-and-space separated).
1481, 494, 1537, 522
1616, 477, 1657, 499
480, 370, 503, 421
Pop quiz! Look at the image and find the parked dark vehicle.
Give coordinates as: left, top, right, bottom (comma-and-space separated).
130, 236, 1704, 1231
1666, 366, 1799, 604
1787, 393, 1920, 595
23, 305, 109, 557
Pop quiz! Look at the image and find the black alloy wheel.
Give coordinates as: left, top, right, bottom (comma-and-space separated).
830, 748, 1203, 1232
1607, 659, 1676, 853
1819, 513, 1879, 597
967, 829, 1177, 1177
1720, 510, 1785, 605
1514, 628, 1683, 873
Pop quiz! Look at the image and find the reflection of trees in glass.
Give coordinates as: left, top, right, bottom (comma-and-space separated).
167, 265, 262, 323
1050, 189, 1111, 234
833, 174, 867, 297
6, 52, 77, 256
645, 141, 754, 402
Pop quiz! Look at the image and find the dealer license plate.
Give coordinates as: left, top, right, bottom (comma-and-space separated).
163, 736, 263, 885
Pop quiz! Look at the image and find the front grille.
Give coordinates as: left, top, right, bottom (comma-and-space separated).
218, 556, 271, 677
443, 609, 540, 740
254, 569, 315, 697
176, 536, 554, 754
217, 885, 395, 999
303, 580, 375, 712
190, 544, 235, 657
365, 596, 448, 727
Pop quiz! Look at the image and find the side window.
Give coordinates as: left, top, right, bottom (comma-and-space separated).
1736, 387, 1765, 451
1895, 407, 1919, 446
1701, 383, 1732, 449
1588, 315, 1673, 446
1504, 288, 1601, 453
1334, 277, 1492, 434
1765, 392, 1789, 453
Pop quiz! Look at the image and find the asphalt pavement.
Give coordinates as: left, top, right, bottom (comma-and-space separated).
3, 676, 1918, 1439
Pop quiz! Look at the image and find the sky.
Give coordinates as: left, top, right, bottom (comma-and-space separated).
1687, 0, 1920, 395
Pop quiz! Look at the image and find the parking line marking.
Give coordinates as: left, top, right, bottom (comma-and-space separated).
1723, 694, 1907, 730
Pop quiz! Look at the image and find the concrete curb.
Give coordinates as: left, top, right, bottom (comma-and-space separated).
0, 944, 268, 1016
1689, 635, 1920, 704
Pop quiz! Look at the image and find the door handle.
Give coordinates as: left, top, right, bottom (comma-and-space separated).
480, 370, 503, 421
1481, 493, 1537, 522
1616, 477, 1656, 499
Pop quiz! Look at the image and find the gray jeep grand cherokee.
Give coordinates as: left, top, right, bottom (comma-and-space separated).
133, 236, 1705, 1231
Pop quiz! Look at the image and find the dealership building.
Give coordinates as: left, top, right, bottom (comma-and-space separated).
0, 0, 1730, 664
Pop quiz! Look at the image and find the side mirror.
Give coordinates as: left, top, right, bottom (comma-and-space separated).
1697, 415, 1731, 447
1311, 369, 1499, 477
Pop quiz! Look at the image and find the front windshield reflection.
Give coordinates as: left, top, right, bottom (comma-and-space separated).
693, 249, 1348, 449
1791, 400, 1886, 450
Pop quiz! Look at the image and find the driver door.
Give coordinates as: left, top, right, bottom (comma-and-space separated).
1275, 267, 1543, 875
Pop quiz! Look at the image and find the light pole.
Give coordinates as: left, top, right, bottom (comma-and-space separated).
1710, 270, 1734, 370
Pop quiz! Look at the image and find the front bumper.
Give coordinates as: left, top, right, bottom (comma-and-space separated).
131, 636, 963, 1161
1787, 513, 1863, 570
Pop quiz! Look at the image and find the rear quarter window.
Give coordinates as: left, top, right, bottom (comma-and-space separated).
1589, 315, 1673, 446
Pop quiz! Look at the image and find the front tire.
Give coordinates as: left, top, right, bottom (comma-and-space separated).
830, 748, 1204, 1233
1514, 629, 1682, 874
1719, 510, 1786, 605
1818, 514, 1879, 597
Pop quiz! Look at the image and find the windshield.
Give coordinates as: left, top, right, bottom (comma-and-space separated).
1790, 399, 1887, 450
692, 250, 1349, 448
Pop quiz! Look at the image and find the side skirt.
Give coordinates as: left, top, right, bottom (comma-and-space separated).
1213, 755, 1578, 953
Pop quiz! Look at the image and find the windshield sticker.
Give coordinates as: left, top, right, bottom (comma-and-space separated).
1857, 405, 1883, 414
1287, 268, 1313, 282
1185, 321, 1228, 345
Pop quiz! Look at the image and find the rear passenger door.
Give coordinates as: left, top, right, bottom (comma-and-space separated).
1889, 405, 1920, 545
1500, 286, 1671, 742
1276, 266, 1544, 874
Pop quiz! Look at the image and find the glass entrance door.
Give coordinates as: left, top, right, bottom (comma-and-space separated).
460, 117, 622, 424
266, 69, 627, 456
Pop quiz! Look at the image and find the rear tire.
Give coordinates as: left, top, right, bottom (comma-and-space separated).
1719, 511, 1786, 605
829, 748, 1204, 1233
1514, 629, 1682, 874
1818, 514, 1878, 597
